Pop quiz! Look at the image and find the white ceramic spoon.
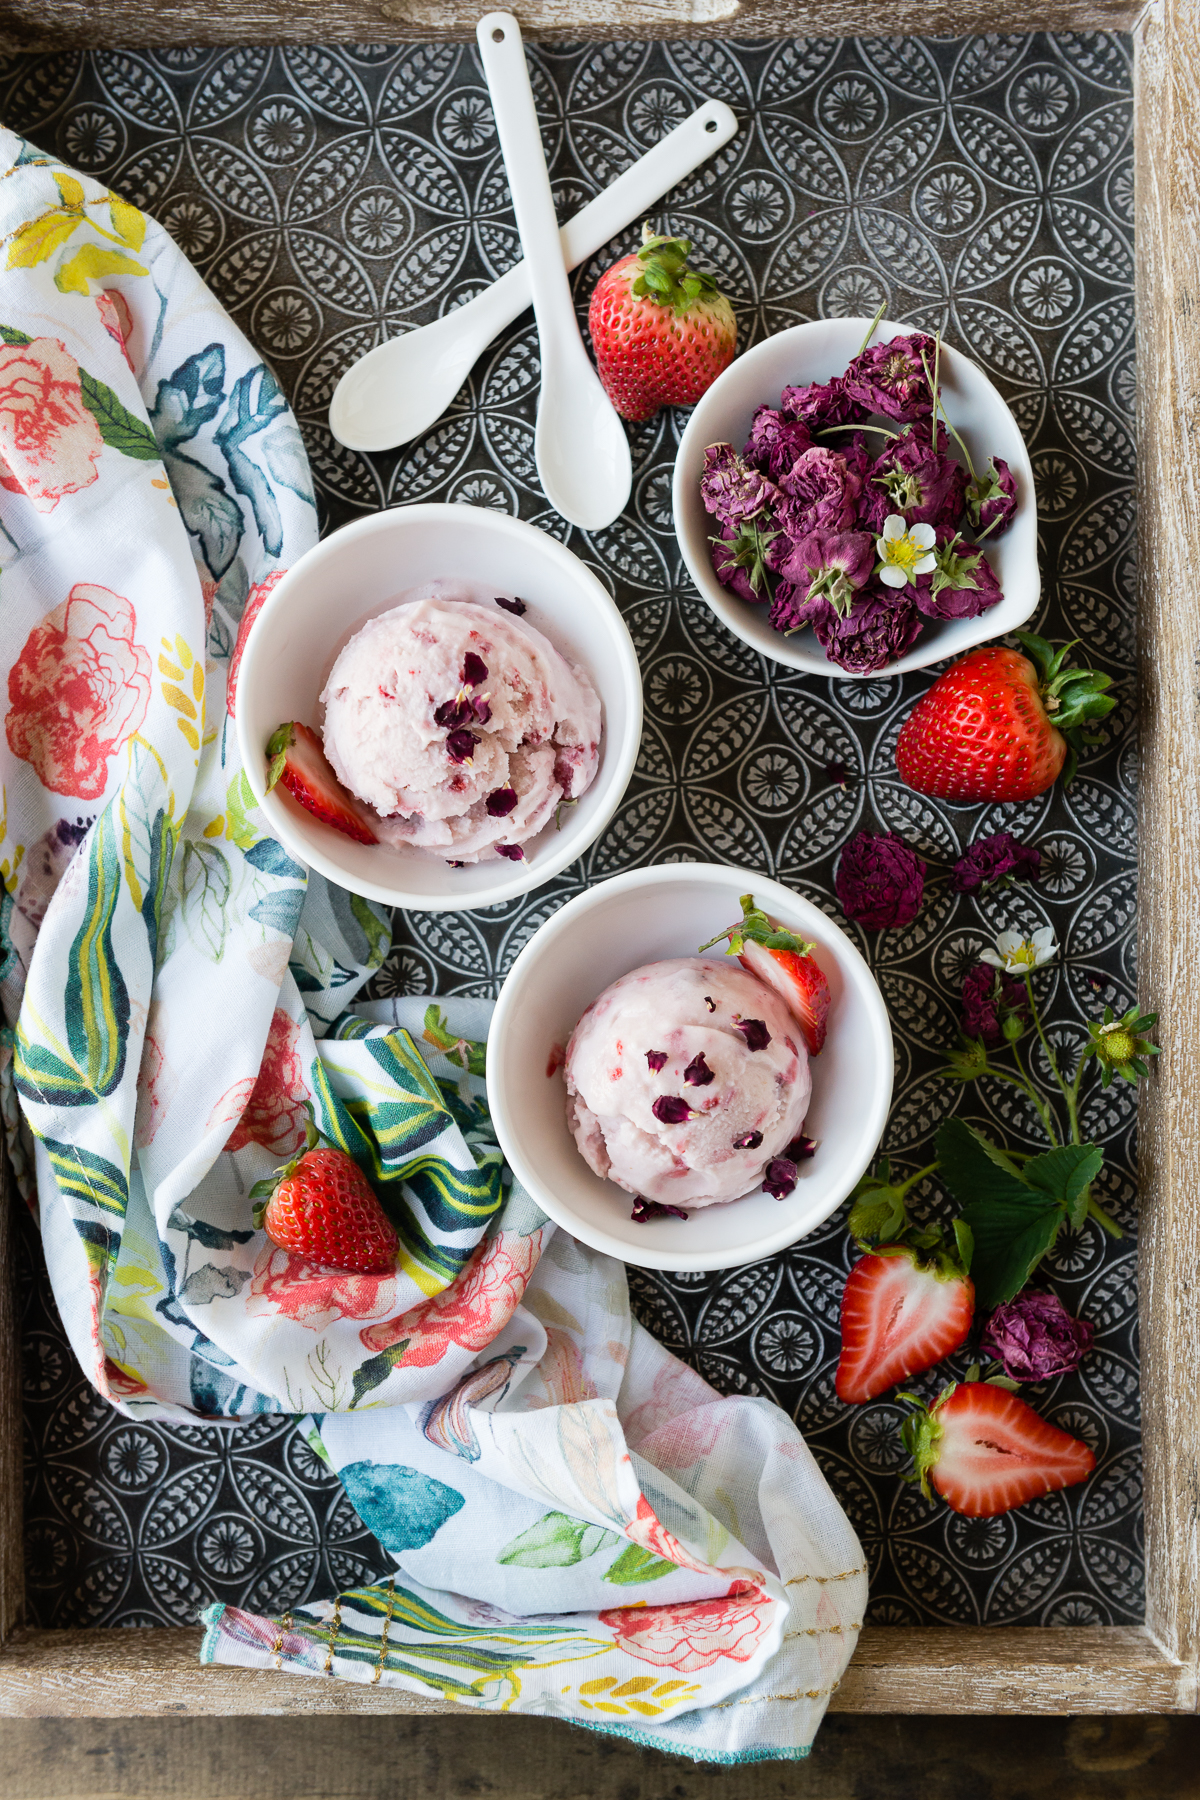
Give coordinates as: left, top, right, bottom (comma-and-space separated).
476, 10, 631, 531
328, 99, 736, 455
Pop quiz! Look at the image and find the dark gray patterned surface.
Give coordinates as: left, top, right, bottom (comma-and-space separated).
5, 32, 1139, 1630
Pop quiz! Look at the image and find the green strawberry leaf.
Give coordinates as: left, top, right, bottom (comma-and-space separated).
936, 1118, 1063, 1307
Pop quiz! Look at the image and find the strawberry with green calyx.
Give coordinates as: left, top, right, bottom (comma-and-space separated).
836, 1160, 974, 1405
1085, 1006, 1159, 1089
588, 222, 737, 423
897, 1380, 1095, 1517
251, 1103, 398, 1276
698, 892, 831, 1055
895, 632, 1116, 805
266, 721, 378, 845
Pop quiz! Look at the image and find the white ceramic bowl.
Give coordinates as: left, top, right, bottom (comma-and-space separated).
488, 864, 893, 1272
235, 506, 642, 911
673, 317, 1039, 678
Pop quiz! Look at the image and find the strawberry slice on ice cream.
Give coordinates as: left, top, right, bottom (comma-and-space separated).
266, 721, 378, 845
700, 893, 831, 1054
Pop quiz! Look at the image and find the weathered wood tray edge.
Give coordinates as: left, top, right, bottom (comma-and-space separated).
0, 0, 1195, 1718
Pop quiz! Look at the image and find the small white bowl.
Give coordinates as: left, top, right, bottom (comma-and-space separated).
235, 506, 642, 912
673, 316, 1040, 679
488, 864, 893, 1273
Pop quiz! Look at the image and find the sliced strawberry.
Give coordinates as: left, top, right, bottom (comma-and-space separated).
699, 893, 830, 1055
900, 1381, 1095, 1518
736, 935, 830, 1057
266, 721, 378, 846
836, 1243, 974, 1404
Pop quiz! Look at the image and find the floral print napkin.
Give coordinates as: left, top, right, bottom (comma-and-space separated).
0, 127, 862, 1759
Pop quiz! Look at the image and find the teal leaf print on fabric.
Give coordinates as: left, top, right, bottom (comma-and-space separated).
497, 1512, 620, 1569
215, 365, 290, 554
339, 1461, 465, 1552
79, 369, 159, 460
243, 838, 306, 881
150, 343, 242, 578
259, 418, 316, 508
44, 1137, 127, 1218
178, 839, 232, 962
119, 739, 176, 968
248, 888, 306, 937
65, 811, 129, 1098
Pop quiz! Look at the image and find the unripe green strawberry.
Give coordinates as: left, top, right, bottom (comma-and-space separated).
588, 224, 736, 422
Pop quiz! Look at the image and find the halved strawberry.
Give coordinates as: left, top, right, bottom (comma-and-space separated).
699, 893, 830, 1054
266, 721, 378, 845
899, 1381, 1095, 1517
836, 1236, 974, 1405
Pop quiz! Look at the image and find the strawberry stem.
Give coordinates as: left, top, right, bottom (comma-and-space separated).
630, 224, 724, 318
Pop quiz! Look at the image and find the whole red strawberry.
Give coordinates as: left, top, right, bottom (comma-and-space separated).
252, 1107, 398, 1275
895, 632, 1114, 804
588, 223, 736, 422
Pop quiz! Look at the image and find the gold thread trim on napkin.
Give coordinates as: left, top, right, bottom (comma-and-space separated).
784, 1563, 867, 1587
324, 1595, 343, 1674
372, 1579, 396, 1684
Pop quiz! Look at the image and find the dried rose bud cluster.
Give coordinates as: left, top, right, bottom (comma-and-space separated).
699, 330, 1017, 673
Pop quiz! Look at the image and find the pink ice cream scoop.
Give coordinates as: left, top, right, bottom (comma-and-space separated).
564, 957, 812, 1208
319, 583, 601, 863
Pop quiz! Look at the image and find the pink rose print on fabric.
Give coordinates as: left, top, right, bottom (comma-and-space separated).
216, 1008, 309, 1158
0, 337, 105, 512
226, 568, 286, 717
6, 584, 152, 799
246, 1243, 401, 1332
359, 1229, 542, 1367
94, 290, 134, 370
134, 1005, 178, 1149
599, 1588, 771, 1672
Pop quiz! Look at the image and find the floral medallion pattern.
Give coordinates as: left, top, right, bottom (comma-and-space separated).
6, 31, 1137, 1631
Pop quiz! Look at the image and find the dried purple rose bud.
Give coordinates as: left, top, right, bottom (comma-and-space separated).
446, 728, 479, 765
434, 696, 471, 729
961, 964, 1027, 1047
809, 583, 923, 675
965, 457, 1018, 536
700, 443, 780, 529
775, 445, 863, 537
631, 1198, 690, 1223
645, 1049, 668, 1073
495, 595, 527, 615
743, 406, 814, 481
652, 1095, 694, 1125
704, 996, 716, 1013
951, 831, 1041, 895
980, 1290, 1095, 1382
863, 420, 967, 533
683, 1052, 714, 1087
733, 1018, 771, 1052
763, 1157, 798, 1200
485, 787, 518, 817
733, 1129, 763, 1150
784, 1134, 816, 1161
835, 831, 925, 930
494, 843, 524, 862
462, 652, 488, 686
780, 377, 862, 430
778, 528, 876, 623
842, 332, 935, 422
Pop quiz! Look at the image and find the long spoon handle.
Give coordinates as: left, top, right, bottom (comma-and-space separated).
476, 13, 579, 337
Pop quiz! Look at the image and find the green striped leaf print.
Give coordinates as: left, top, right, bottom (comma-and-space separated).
44, 1137, 128, 1219
65, 813, 129, 1098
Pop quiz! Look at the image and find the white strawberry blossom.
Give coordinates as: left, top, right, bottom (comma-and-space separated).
981, 927, 1058, 974
876, 514, 937, 588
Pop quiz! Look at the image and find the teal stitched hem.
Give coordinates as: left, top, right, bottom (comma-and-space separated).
198, 1601, 227, 1663
566, 1713, 811, 1764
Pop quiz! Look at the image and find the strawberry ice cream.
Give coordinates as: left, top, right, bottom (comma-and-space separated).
564, 958, 812, 1208
319, 582, 601, 863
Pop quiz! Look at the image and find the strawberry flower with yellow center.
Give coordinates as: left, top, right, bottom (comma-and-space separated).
875, 513, 937, 588
981, 926, 1057, 974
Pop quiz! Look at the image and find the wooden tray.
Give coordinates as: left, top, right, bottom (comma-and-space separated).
0, 0, 1194, 1719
